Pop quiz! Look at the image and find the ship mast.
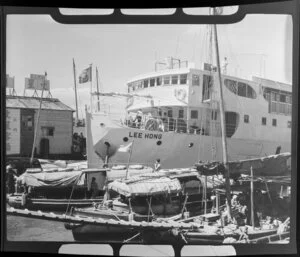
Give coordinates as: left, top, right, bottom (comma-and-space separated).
212, 7, 232, 220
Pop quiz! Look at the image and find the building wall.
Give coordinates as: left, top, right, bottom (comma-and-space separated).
6, 108, 21, 155
34, 109, 73, 155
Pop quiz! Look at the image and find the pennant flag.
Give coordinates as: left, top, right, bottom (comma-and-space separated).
79, 66, 92, 84
118, 142, 133, 153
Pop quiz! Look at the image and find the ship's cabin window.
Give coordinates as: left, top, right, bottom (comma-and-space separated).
178, 109, 184, 118
137, 81, 143, 89
262, 117, 267, 126
180, 74, 187, 84
144, 79, 149, 88
150, 78, 155, 87
164, 76, 170, 85
156, 77, 162, 86
191, 110, 198, 119
172, 75, 178, 85
158, 110, 162, 116
288, 121, 291, 128
192, 74, 200, 86
224, 79, 237, 94
244, 115, 249, 123
202, 74, 213, 101
272, 119, 277, 127
167, 110, 173, 117
224, 79, 257, 99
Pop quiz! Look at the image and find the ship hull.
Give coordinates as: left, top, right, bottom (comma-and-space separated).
87, 113, 291, 169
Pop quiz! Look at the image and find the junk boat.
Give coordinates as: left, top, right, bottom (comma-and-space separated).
64, 168, 225, 241
7, 167, 108, 211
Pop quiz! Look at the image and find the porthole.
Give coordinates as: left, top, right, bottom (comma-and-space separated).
100, 123, 105, 127
189, 143, 194, 148
123, 137, 129, 142
157, 141, 162, 146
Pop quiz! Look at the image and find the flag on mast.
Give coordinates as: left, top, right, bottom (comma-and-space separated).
79, 66, 92, 84
118, 142, 133, 153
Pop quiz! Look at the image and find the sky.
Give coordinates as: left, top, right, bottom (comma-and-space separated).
6, 11, 292, 119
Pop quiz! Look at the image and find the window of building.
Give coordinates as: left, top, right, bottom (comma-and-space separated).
272, 119, 277, 126
191, 110, 198, 119
22, 115, 33, 130
179, 74, 187, 84
143, 80, 148, 88
164, 76, 170, 85
167, 110, 173, 117
288, 121, 291, 128
156, 77, 162, 86
42, 126, 54, 136
211, 110, 217, 120
150, 78, 155, 87
244, 115, 249, 123
178, 109, 184, 118
280, 94, 286, 103
192, 74, 200, 86
171, 75, 178, 85
262, 117, 267, 126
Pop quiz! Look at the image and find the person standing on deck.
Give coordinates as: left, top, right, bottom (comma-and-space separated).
90, 177, 99, 198
6, 164, 17, 194
134, 110, 143, 129
222, 57, 228, 74
154, 159, 161, 172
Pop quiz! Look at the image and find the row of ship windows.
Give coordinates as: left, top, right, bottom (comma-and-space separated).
159, 109, 217, 120
128, 74, 202, 92
264, 92, 292, 104
128, 75, 258, 101
244, 115, 291, 128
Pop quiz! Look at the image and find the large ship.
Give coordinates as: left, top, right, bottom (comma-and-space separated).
85, 56, 291, 169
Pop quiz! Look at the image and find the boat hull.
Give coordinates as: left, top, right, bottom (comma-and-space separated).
7, 194, 102, 211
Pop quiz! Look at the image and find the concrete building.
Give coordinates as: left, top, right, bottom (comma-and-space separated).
6, 96, 74, 158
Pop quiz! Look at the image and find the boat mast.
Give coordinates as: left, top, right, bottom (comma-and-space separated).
96, 67, 101, 112
212, 7, 232, 220
73, 58, 79, 123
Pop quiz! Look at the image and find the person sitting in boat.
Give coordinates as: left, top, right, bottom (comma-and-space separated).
231, 194, 239, 207
154, 159, 161, 172
90, 177, 99, 198
134, 110, 143, 129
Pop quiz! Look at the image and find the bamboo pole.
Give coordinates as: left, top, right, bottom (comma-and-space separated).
30, 72, 47, 165
251, 166, 255, 228
96, 67, 100, 112
73, 59, 79, 123
125, 140, 134, 179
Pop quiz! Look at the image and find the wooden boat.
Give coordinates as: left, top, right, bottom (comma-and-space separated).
7, 168, 108, 211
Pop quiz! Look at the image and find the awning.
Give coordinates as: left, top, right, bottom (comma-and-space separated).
108, 177, 182, 197
17, 170, 84, 188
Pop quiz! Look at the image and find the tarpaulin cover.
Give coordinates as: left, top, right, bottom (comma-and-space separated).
228, 152, 291, 176
195, 162, 225, 175
195, 153, 291, 177
108, 177, 182, 197
17, 170, 84, 187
